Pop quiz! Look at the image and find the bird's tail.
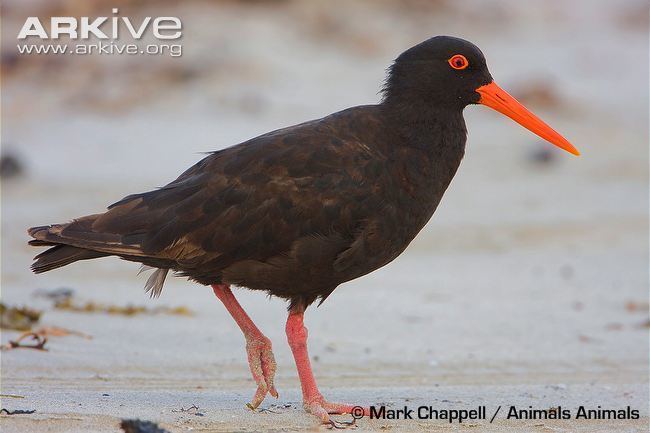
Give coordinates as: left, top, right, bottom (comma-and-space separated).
28, 219, 171, 298
27, 215, 138, 272
30, 243, 108, 273
28, 222, 112, 273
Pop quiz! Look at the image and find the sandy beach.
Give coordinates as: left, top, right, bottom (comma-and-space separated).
2, 0, 648, 431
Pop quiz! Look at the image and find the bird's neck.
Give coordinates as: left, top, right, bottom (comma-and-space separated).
381, 100, 467, 150
380, 101, 467, 171
379, 101, 467, 211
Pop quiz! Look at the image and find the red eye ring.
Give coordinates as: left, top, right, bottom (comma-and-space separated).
448, 54, 469, 70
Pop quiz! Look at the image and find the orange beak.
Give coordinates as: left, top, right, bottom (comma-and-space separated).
476, 81, 580, 156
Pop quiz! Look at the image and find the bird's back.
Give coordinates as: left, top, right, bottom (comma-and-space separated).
30, 103, 467, 306
29, 106, 395, 304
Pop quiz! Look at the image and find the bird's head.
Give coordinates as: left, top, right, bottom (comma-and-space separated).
383, 36, 579, 156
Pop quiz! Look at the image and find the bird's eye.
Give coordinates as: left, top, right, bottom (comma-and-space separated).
448, 54, 469, 70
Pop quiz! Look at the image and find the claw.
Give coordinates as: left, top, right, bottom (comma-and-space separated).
305, 397, 367, 427
245, 336, 278, 409
326, 418, 356, 429
285, 311, 367, 428
211, 285, 279, 411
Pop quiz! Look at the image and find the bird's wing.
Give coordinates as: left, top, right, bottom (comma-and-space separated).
32, 113, 388, 276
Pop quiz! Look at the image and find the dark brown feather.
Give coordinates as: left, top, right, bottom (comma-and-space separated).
31, 244, 107, 273
28, 105, 465, 308
28, 36, 491, 308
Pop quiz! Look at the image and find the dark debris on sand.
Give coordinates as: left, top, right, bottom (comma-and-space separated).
0, 303, 42, 331
0, 408, 36, 415
120, 419, 170, 433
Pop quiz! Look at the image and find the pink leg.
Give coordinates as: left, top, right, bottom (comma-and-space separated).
212, 284, 278, 409
286, 308, 369, 425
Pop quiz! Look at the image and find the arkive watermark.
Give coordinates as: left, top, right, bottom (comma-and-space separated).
16, 8, 183, 57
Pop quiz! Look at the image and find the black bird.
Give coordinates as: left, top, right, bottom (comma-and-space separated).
28, 36, 578, 425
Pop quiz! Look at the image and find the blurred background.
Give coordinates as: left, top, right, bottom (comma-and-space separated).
1, 0, 648, 431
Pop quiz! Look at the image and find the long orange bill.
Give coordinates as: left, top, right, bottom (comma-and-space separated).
476, 81, 580, 156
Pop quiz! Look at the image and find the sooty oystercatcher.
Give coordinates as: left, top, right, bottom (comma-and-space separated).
28, 36, 578, 426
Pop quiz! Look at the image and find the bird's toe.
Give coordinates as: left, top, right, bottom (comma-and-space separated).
303, 397, 365, 428
245, 336, 278, 409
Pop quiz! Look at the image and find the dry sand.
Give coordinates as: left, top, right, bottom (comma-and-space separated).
1, 0, 648, 431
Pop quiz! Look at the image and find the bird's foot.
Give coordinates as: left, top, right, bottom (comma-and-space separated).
304, 395, 369, 427
244, 336, 278, 409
